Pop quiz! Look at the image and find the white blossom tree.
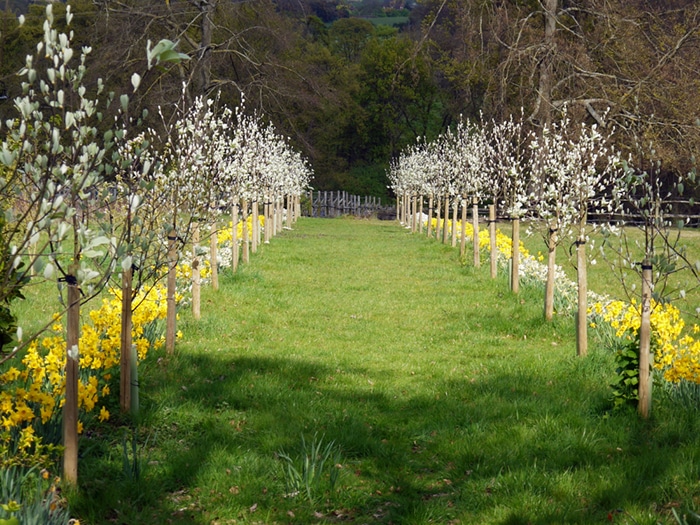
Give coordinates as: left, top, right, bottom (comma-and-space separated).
530, 111, 620, 325
488, 114, 533, 291
451, 119, 488, 267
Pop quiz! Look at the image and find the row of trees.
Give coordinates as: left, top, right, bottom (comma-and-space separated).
388, 110, 698, 418
1, 0, 695, 202
0, 4, 310, 485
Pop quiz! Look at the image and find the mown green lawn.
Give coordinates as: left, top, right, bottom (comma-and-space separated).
68, 217, 700, 525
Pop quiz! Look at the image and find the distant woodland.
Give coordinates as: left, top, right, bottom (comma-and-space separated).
1, 0, 699, 201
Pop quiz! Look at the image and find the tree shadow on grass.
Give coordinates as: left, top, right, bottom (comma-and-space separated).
75, 349, 700, 524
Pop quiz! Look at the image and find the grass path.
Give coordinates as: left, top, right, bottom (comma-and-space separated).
74, 218, 700, 525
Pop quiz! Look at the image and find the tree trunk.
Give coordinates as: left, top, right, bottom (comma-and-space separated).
472, 197, 480, 267
192, 222, 201, 320
489, 204, 497, 278
544, 228, 557, 321
210, 222, 219, 291
165, 231, 178, 353
198, 0, 215, 95
418, 196, 424, 234
638, 260, 653, 418
536, 0, 558, 127
63, 274, 80, 485
120, 268, 133, 413
511, 217, 520, 293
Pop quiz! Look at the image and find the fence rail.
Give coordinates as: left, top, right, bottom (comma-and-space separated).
305, 190, 389, 218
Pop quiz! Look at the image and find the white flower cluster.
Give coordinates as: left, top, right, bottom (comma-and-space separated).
388, 110, 622, 227
156, 93, 312, 224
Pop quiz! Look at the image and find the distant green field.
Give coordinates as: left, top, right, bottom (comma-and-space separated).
365, 16, 409, 26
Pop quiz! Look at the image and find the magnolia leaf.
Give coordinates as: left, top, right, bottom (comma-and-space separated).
147, 39, 190, 69
131, 72, 141, 92
82, 249, 104, 259
89, 235, 111, 247
120, 94, 129, 113
78, 268, 100, 282
43, 262, 54, 279
0, 145, 16, 167
33, 257, 46, 275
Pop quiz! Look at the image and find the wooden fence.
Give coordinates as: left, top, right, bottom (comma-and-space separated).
305, 190, 387, 218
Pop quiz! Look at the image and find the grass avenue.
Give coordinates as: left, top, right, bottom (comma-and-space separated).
14, 218, 700, 523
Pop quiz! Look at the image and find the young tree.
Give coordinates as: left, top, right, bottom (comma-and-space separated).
489, 114, 532, 293
530, 111, 619, 324
0, 4, 140, 484
603, 149, 694, 418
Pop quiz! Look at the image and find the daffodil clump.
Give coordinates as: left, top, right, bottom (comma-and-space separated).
217, 215, 266, 249
178, 215, 265, 279
429, 218, 529, 259
590, 299, 700, 384
0, 284, 168, 469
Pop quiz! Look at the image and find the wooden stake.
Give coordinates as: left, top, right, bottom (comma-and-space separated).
442, 194, 450, 244
120, 268, 133, 412
544, 228, 557, 321
638, 260, 653, 418
451, 200, 458, 247
427, 193, 434, 238
63, 275, 80, 485
264, 197, 271, 244
418, 196, 424, 234
411, 194, 417, 233
232, 200, 239, 273
489, 204, 497, 278
192, 223, 201, 320
210, 222, 219, 291
576, 234, 588, 357
165, 232, 178, 353
460, 198, 467, 258
435, 196, 441, 240
511, 217, 520, 294
472, 197, 480, 267
252, 199, 259, 253
242, 198, 250, 264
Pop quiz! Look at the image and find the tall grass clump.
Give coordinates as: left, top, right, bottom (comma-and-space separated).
277, 433, 342, 503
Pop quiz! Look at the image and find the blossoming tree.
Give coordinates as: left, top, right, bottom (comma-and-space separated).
529, 113, 619, 325
489, 115, 533, 292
